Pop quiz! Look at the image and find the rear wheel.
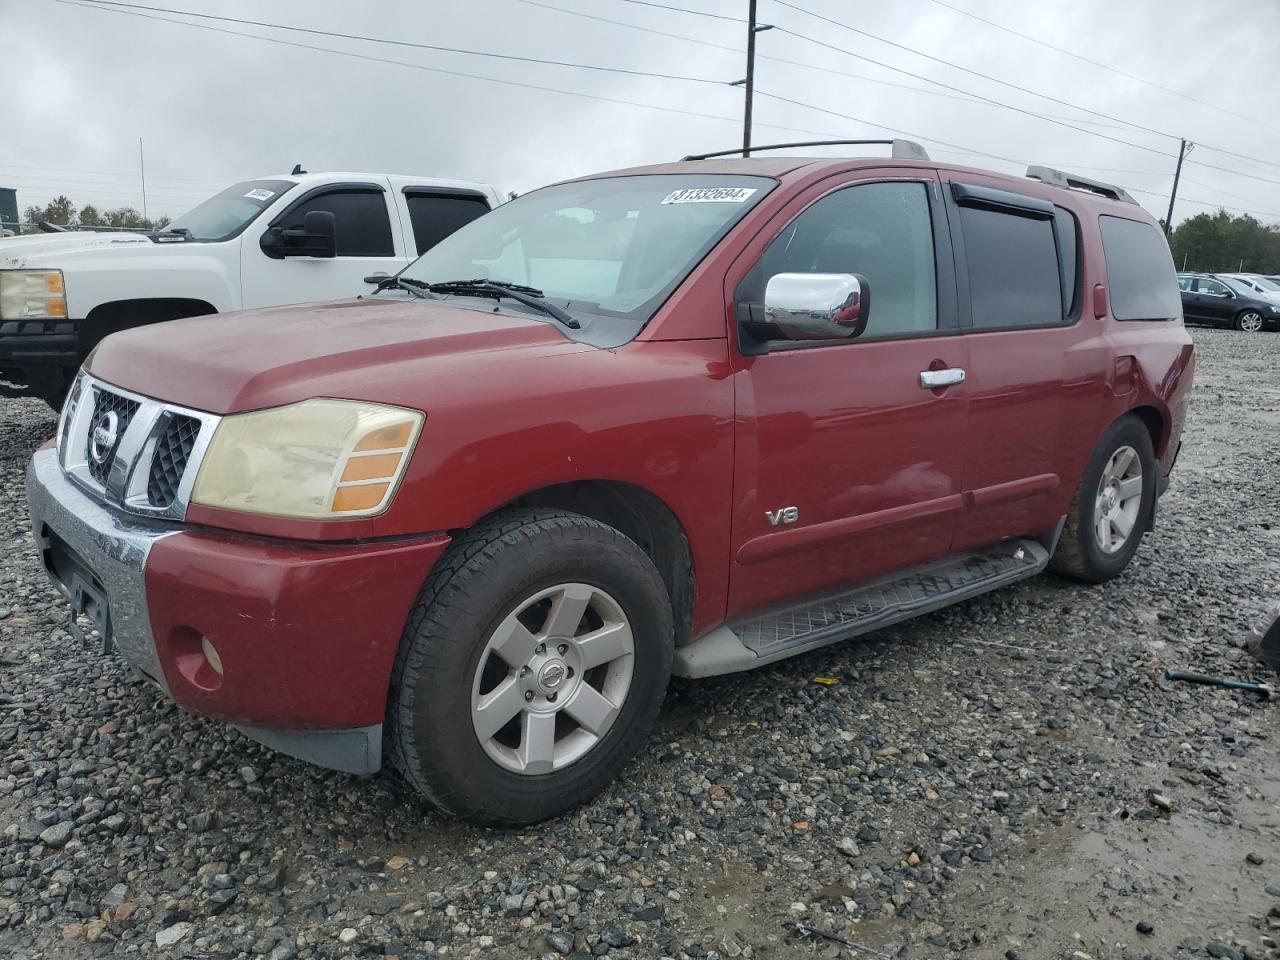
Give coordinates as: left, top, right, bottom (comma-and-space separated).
386, 509, 674, 824
1050, 415, 1156, 583
1236, 310, 1264, 332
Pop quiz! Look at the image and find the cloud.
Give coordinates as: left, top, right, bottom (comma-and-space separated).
4, 0, 1280, 224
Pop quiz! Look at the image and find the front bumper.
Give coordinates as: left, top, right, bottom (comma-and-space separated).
26, 447, 451, 774
0, 319, 79, 396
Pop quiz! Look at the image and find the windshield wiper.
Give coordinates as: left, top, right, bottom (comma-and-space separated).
428, 278, 579, 329
367, 274, 436, 299
148, 227, 193, 242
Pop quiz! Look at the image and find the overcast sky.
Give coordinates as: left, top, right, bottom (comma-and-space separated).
5, 0, 1280, 228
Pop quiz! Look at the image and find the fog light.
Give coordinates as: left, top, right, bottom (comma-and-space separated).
169, 626, 223, 691
201, 636, 224, 677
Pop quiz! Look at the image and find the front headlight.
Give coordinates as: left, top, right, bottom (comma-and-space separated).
0, 269, 68, 320
1269, 305, 1280, 314
191, 399, 424, 520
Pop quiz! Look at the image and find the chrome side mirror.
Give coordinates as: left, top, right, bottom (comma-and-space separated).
764, 272, 870, 340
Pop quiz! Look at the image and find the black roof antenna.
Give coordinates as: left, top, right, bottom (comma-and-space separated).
291, 163, 306, 175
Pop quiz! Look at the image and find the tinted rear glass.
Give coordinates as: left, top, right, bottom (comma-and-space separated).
1099, 215, 1181, 320
959, 205, 1063, 329
406, 192, 491, 255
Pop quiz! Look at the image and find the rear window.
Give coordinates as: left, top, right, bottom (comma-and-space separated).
406, 192, 491, 256
959, 205, 1063, 329
1099, 215, 1181, 320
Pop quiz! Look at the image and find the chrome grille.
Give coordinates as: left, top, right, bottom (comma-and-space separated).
58, 373, 221, 521
85, 389, 140, 485
147, 414, 201, 508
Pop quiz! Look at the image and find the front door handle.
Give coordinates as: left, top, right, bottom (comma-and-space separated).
920, 368, 966, 389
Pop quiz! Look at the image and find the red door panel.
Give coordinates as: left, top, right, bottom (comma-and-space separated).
728, 336, 969, 616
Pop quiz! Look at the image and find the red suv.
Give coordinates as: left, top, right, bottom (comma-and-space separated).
26, 141, 1194, 824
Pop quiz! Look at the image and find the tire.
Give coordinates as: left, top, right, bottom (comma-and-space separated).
386, 508, 674, 825
1050, 415, 1156, 584
1235, 310, 1265, 333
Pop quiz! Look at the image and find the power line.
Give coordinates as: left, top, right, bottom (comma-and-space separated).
608, 0, 743, 21
0, 161, 227, 185
770, 0, 1280, 183
543, 0, 1280, 188
575, 0, 1188, 163
66, 0, 730, 85
768, 0, 1177, 141
0, 173, 210, 195
515, 0, 991, 109
919, 0, 1280, 135
49, 0, 1280, 221
51, 0, 852, 144
752, 90, 1027, 168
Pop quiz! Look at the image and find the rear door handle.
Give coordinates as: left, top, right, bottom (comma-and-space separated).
919, 368, 966, 389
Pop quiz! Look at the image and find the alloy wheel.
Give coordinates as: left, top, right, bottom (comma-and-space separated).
1239, 312, 1264, 333
1094, 445, 1143, 555
470, 583, 635, 775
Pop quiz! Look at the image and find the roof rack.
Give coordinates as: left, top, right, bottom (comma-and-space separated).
682, 139, 931, 162
1025, 165, 1137, 205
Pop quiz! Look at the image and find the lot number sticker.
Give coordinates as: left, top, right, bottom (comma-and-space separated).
661, 187, 757, 204
244, 189, 275, 202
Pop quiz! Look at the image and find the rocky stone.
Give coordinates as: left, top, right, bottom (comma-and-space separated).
156, 922, 193, 948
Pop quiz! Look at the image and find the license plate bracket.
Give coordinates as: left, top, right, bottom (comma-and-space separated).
68, 574, 113, 655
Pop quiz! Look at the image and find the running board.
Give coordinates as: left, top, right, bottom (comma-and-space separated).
674, 538, 1051, 678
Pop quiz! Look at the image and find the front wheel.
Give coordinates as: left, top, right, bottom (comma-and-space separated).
386, 509, 674, 824
1236, 310, 1265, 332
1050, 415, 1156, 584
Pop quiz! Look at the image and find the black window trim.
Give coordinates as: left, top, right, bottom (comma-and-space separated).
265, 181, 395, 259
951, 181, 1055, 221
735, 175, 959, 355
268, 180, 388, 229
400, 185, 492, 205
945, 181, 1081, 333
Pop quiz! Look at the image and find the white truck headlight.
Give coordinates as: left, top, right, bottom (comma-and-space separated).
0, 269, 68, 320
191, 399, 424, 520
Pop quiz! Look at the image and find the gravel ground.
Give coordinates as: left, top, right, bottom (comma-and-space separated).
1, 326, 1278, 960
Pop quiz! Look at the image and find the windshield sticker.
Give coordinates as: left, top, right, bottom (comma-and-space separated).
660, 186, 758, 204
244, 188, 275, 202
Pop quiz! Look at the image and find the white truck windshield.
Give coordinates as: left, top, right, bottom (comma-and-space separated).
165, 179, 294, 242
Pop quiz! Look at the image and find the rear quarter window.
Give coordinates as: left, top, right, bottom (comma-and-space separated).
1098, 215, 1182, 320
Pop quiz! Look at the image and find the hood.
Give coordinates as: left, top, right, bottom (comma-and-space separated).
0, 231, 152, 268
85, 296, 587, 413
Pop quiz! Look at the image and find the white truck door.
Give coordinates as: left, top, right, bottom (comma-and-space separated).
239, 178, 406, 308
387, 176, 497, 259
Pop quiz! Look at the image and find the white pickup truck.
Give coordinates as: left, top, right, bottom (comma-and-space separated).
0, 170, 506, 406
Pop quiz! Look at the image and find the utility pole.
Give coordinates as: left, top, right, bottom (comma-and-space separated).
736, 1, 772, 156
139, 137, 149, 224
1164, 138, 1191, 237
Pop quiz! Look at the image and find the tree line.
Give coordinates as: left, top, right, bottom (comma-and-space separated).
1168, 209, 1280, 275
18, 195, 171, 233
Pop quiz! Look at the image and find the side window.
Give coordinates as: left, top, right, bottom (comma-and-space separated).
1098, 215, 1182, 320
957, 202, 1063, 329
277, 189, 394, 257
1198, 279, 1228, 296
405, 192, 491, 256
1177, 276, 1192, 291
748, 180, 938, 340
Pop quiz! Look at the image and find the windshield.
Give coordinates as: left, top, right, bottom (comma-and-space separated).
399, 174, 774, 335
1221, 277, 1257, 296
1250, 275, 1280, 291
166, 178, 294, 241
